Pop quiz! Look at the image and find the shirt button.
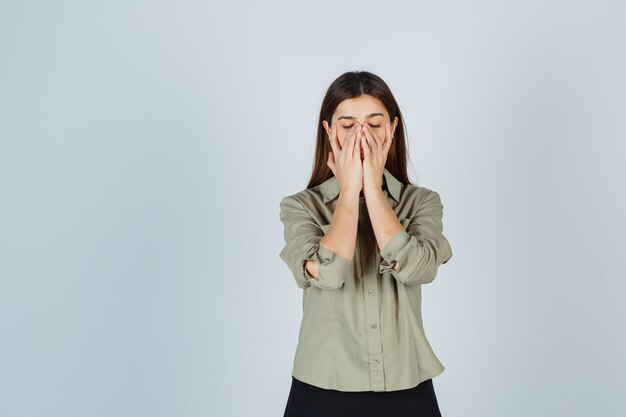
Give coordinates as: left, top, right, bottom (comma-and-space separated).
370, 324, 378, 329
324, 257, 330, 262
386, 252, 391, 257
373, 358, 379, 364
368, 289, 374, 296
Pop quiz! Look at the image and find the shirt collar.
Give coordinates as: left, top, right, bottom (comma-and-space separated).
319, 167, 402, 204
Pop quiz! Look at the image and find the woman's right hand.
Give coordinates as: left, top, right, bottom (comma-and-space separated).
325, 122, 363, 194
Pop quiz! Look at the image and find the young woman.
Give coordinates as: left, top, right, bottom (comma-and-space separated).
278, 71, 453, 417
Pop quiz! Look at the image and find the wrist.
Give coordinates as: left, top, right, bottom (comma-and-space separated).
363, 184, 384, 196
340, 186, 361, 198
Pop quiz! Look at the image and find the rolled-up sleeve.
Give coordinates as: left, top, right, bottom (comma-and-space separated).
379, 190, 452, 286
279, 195, 352, 290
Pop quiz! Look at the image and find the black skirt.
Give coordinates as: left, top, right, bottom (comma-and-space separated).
282, 376, 443, 417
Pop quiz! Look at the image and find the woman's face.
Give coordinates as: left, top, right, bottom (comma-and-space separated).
323, 94, 398, 157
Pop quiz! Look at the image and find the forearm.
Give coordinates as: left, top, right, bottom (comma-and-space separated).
375, 189, 453, 285
365, 187, 403, 269
306, 187, 360, 279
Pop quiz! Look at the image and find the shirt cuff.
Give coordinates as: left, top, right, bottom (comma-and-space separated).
379, 230, 411, 274
303, 244, 352, 290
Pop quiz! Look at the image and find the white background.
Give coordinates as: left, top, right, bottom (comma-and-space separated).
1, 1, 625, 416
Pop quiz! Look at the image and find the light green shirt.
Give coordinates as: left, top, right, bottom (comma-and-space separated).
278, 167, 453, 392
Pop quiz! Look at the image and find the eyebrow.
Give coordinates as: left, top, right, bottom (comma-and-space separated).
337, 113, 384, 121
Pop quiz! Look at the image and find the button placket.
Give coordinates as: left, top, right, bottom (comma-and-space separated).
360, 229, 386, 391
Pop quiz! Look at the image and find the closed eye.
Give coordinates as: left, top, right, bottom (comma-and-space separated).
344, 124, 381, 129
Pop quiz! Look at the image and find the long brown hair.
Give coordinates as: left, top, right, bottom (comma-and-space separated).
307, 70, 414, 189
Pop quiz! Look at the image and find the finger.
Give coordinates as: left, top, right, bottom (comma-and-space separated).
386, 120, 393, 143
382, 121, 393, 156
382, 126, 393, 157
362, 124, 380, 155
327, 122, 341, 159
354, 127, 363, 159
360, 131, 371, 159
343, 124, 360, 161
364, 123, 382, 147
361, 126, 372, 156
327, 148, 337, 176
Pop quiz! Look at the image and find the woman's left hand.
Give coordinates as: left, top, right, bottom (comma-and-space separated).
360, 121, 393, 194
